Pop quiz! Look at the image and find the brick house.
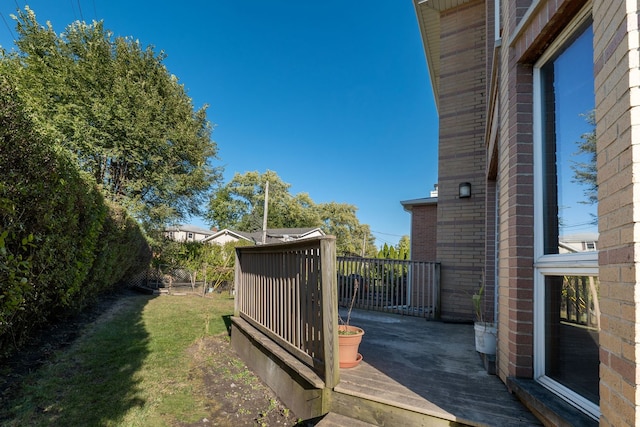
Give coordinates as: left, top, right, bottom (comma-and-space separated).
400, 185, 438, 262
413, 0, 639, 424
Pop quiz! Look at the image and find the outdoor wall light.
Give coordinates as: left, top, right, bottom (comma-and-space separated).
459, 182, 472, 198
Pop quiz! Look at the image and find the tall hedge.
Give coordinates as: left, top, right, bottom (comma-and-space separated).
0, 79, 151, 353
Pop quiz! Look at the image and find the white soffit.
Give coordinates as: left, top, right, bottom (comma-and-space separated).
414, 0, 472, 112
418, 0, 471, 10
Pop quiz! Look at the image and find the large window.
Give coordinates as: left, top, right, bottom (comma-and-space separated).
533, 10, 599, 420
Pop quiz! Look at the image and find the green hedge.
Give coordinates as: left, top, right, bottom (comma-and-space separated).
0, 79, 151, 353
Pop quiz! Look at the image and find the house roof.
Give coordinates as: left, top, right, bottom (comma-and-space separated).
560, 232, 599, 243
165, 224, 216, 235
204, 227, 325, 244
400, 196, 438, 212
413, 0, 472, 112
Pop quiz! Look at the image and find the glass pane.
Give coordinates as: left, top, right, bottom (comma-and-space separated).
545, 275, 600, 404
541, 24, 597, 255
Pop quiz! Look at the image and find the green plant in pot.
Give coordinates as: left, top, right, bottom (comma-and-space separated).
338, 278, 364, 368
472, 272, 497, 355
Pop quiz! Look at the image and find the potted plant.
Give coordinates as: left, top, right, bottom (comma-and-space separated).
472, 273, 497, 355
338, 278, 364, 368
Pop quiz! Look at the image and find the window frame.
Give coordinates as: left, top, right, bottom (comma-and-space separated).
532, 5, 599, 421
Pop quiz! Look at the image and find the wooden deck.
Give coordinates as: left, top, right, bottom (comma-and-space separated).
330, 308, 542, 426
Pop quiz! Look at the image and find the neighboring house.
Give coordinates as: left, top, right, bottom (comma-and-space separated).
400, 190, 438, 262
559, 232, 599, 254
203, 227, 325, 245
413, 0, 636, 424
164, 224, 216, 242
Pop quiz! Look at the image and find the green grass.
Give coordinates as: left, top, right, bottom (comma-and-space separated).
0, 293, 235, 427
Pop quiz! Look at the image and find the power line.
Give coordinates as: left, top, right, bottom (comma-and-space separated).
371, 230, 406, 237
0, 11, 16, 43
69, 0, 78, 21
77, 0, 84, 21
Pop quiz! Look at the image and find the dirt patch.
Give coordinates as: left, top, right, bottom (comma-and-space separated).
184, 335, 303, 426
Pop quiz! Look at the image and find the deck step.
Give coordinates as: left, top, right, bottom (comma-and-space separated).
315, 412, 378, 426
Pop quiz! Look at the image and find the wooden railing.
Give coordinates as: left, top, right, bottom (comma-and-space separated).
234, 237, 338, 386
337, 256, 440, 319
559, 275, 600, 330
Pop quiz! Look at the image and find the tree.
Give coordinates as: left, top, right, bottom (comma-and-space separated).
377, 236, 409, 260
317, 202, 376, 257
207, 170, 319, 231
571, 110, 597, 206
206, 170, 376, 255
1, 8, 220, 228
397, 235, 410, 259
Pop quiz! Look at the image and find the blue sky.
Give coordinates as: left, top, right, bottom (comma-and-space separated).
0, 1, 439, 248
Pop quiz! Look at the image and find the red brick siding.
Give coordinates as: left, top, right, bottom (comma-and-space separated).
410, 204, 437, 262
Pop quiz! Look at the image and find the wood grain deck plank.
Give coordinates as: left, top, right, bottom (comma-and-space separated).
333, 309, 543, 426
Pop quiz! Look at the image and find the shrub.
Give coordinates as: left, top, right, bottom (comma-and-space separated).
0, 78, 151, 353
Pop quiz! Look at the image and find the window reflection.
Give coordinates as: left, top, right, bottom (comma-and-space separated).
541, 24, 597, 255
545, 275, 600, 404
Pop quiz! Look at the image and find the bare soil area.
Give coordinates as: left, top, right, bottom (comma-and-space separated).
183, 335, 302, 426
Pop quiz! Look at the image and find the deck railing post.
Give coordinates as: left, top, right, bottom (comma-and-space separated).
320, 237, 339, 390
234, 248, 242, 317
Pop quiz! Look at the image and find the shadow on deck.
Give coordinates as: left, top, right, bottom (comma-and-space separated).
327, 308, 542, 426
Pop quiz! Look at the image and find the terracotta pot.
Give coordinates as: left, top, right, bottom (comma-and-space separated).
338, 325, 364, 368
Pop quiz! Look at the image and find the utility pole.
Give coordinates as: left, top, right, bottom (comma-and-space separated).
262, 181, 269, 244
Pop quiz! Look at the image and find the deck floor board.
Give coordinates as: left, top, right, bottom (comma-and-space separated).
335, 308, 542, 426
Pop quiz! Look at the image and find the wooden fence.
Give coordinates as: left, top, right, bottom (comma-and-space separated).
234, 237, 338, 385
337, 256, 440, 319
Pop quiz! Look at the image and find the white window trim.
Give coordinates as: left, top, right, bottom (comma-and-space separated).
494, 0, 501, 41
532, 4, 599, 421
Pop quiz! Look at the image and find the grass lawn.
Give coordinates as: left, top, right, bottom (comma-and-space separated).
0, 292, 244, 426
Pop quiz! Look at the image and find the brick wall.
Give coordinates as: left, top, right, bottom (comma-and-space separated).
592, 0, 639, 425
495, 0, 589, 382
495, 0, 640, 423
410, 204, 437, 262
421, 0, 640, 422
436, 0, 487, 321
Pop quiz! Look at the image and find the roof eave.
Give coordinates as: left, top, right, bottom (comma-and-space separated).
401, 197, 438, 212
413, 0, 474, 114
414, 0, 440, 112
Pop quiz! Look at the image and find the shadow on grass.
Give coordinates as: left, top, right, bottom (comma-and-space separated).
0, 292, 155, 426
222, 314, 233, 336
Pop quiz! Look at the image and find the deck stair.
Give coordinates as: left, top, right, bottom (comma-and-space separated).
329, 366, 473, 426
315, 412, 378, 426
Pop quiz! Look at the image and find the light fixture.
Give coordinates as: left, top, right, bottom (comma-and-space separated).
459, 182, 472, 198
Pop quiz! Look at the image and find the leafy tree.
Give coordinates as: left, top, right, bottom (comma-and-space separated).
397, 235, 410, 259
317, 202, 376, 257
571, 110, 597, 206
1, 7, 220, 228
207, 170, 318, 231
151, 239, 248, 293
0, 78, 150, 352
377, 237, 409, 260
207, 170, 376, 255
378, 243, 390, 259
